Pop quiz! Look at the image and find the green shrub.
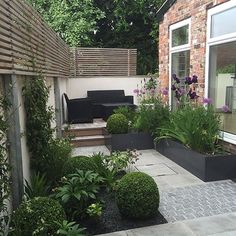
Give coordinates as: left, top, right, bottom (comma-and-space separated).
134, 101, 170, 134
157, 105, 221, 154
46, 138, 72, 185
106, 114, 128, 134
113, 106, 137, 123
116, 172, 159, 219
63, 156, 97, 176
12, 197, 65, 236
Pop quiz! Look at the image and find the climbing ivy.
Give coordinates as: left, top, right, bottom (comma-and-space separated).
0, 91, 11, 235
22, 76, 54, 174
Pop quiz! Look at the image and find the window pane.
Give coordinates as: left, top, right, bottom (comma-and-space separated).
172, 25, 189, 47
209, 41, 236, 134
171, 50, 190, 108
211, 6, 236, 38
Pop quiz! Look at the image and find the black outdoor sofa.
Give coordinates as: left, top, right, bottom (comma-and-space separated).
87, 90, 136, 120
63, 90, 136, 124
63, 93, 93, 124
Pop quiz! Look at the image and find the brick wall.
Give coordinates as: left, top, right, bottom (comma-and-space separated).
158, 0, 229, 92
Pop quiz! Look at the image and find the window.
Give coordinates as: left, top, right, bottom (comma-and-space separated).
172, 25, 189, 47
209, 41, 236, 135
211, 6, 236, 38
169, 19, 191, 107
207, 1, 236, 141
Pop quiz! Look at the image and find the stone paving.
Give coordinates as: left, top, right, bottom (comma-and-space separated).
134, 150, 236, 223
159, 180, 236, 222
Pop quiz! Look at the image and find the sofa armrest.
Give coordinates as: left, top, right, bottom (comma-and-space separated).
124, 95, 134, 104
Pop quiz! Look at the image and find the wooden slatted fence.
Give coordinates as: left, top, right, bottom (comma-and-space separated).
71, 47, 137, 77
0, 0, 70, 77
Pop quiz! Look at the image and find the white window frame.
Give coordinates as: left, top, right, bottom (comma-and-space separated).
169, 18, 191, 106
205, 0, 236, 144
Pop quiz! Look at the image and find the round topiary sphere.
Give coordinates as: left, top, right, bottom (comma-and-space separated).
116, 172, 159, 219
63, 156, 98, 176
106, 114, 128, 134
12, 197, 65, 236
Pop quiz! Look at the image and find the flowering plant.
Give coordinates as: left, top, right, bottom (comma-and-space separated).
171, 74, 200, 108
134, 77, 168, 104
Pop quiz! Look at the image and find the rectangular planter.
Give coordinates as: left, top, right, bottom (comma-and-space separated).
105, 130, 154, 151
155, 139, 236, 181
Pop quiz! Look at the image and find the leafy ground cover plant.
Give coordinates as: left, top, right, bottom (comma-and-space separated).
55, 170, 104, 219
91, 151, 140, 191
24, 172, 50, 200
56, 221, 85, 236
157, 104, 221, 154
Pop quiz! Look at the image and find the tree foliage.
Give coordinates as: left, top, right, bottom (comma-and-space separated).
27, 0, 104, 46
27, 0, 165, 74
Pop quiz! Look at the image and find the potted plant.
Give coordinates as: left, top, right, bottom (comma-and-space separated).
104, 112, 154, 151
155, 75, 236, 181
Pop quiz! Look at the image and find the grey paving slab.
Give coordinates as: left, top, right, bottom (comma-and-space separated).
136, 163, 177, 177
72, 145, 110, 156
96, 213, 236, 236
184, 212, 236, 236
129, 222, 195, 236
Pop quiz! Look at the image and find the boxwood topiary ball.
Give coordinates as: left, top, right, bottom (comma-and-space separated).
63, 156, 98, 176
12, 197, 65, 236
106, 114, 128, 134
116, 172, 159, 219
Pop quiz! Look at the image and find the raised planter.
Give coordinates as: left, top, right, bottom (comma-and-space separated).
104, 130, 154, 151
155, 139, 236, 181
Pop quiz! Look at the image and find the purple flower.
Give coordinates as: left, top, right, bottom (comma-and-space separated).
185, 77, 192, 85
189, 92, 197, 99
221, 105, 230, 113
188, 89, 198, 99
161, 87, 168, 96
133, 89, 139, 94
171, 85, 176, 91
172, 74, 180, 83
203, 97, 212, 104
150, 88, 155, 94
192, 75, 198, 83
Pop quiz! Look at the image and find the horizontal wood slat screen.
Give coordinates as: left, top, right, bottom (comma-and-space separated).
0, 0, 70, 77
71, 47, 137, 77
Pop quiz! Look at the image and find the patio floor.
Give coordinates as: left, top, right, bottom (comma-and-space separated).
77, 147, 236, 236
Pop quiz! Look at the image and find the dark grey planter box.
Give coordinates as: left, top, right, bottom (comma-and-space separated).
155, 139, 236, 182
105, 130, 154, 151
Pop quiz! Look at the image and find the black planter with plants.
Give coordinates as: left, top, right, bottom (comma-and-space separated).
106, 130, 154, 151
104, 112, 154, 151
155, 139, 236, 181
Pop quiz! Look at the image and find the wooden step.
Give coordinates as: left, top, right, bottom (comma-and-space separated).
71, 135, 110, 147
63, 127, 104, 138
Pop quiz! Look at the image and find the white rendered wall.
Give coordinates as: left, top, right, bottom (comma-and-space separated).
67, 76, 144, 105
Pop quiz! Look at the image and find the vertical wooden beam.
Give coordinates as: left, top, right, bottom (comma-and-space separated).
54, 77, 62, 137
3, 74, 23, 209
128, 49, 131, 76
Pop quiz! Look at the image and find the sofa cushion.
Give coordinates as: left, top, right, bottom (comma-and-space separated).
87, 90, 125, 103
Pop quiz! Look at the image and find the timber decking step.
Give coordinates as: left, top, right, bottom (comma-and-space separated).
71, 135, 110, 147
63, 127, 104, 137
